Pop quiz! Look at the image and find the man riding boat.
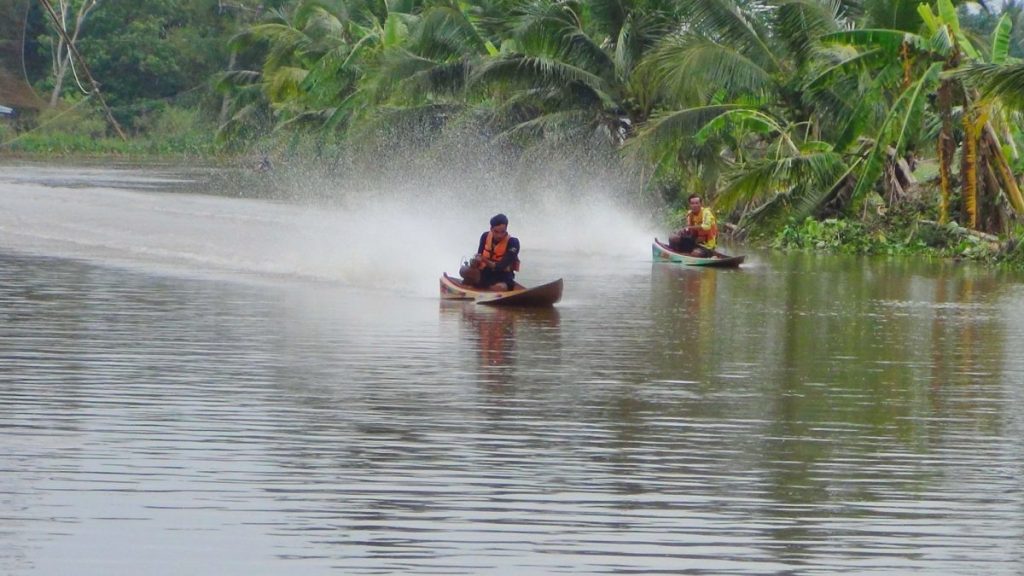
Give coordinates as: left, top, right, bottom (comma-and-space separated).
460, 213, 520, 291
669, 195, 717, 257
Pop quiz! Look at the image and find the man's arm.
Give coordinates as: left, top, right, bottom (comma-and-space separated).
477, 232, 487, 256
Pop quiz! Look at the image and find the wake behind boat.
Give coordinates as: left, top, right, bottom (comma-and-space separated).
440, 273, 563, 307
652, 238, 745, 268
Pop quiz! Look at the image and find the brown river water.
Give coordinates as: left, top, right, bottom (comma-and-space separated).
1, 162, 1022, 575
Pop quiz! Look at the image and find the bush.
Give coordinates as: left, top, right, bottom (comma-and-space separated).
0, 121, 14, 145
772, 216, 930, 256
34, 100, 108, 138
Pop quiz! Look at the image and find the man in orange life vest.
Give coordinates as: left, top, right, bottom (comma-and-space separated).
463, 213, 520, 291
669, 194, 718, 257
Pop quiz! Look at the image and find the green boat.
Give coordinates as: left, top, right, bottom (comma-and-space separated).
652, 239, 745, 268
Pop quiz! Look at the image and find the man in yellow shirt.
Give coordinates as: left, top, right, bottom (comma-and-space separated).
669, 195, 718, 257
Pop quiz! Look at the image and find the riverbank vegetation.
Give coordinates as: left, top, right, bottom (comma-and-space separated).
4, 0, 1024, 265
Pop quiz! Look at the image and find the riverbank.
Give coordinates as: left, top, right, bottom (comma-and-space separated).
754, 210, 1024, 268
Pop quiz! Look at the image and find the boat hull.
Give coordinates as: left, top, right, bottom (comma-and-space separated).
652, 239, 745, 267
440, 273, 563, 307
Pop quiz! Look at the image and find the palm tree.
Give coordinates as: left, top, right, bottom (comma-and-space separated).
462, 0, 678, 146
627, 0, 850, 224
217, 0, 394, 140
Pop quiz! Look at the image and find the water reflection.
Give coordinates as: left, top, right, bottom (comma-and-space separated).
644, 265, 731, 382
440, 302, 561, 386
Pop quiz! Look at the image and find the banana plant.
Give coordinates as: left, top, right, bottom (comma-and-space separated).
818, 0, 1023, 232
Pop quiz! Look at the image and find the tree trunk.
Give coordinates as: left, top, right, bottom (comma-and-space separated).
47, 0, 98, 107
218, 50, 237, 125
982, 122, 1024, 214
49, 52, 70, 107
961, 109, 979, 229
936, 80, 956, 224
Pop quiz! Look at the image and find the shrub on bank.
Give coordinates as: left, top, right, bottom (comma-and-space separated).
0, 102, 218, 158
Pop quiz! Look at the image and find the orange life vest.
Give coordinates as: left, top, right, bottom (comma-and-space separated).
479, 231, 521, 271
687, 207, 718, 248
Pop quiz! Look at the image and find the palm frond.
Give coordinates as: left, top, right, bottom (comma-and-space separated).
373, 48, 471, 100
638, 34, 774, 105
498, 109, 601, 144
244, 23, 313, 52
675, 0, 782, 73
266, 66, 310, 102
507, 3, 616, 79
472, 54, 608, 93
626, 104, 738, 165
991, 13, 1013, 65
300, 44, 360, 105
411, 5, 489, 59
297, 5, 346, 41
861, 0, 923, 31
929, 24, 954, 58
953, 62, 1024, 109
506, 0, 578, 44
692, 108, 783, 144
718, 144, 848, 219
828, 64, 897, 151
820, 29, 928, 54
803, 47, 884, 91
774, 0, 844, 64
215, 70, 263, 93
588, 0, 629, 40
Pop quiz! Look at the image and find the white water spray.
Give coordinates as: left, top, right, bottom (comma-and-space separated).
0, 160, 659, 296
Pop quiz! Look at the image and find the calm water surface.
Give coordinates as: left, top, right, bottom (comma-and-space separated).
1, 163, 1023, 575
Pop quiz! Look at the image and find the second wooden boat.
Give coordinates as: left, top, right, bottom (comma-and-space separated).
652, 238, 745, 267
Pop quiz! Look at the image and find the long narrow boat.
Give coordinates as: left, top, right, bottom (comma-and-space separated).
652, 238, 746, 268
440, 273, 563, 307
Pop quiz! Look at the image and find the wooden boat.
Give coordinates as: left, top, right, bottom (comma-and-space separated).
652, 238, 746, 268
440, 273, 563, 307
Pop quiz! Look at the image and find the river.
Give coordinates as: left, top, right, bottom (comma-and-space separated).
1, 162, 1022, 575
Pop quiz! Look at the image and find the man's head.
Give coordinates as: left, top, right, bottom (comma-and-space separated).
688, 195, 703, 213
490, 213, 509, 238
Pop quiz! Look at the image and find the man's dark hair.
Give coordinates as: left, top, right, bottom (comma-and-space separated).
490, 213, 509, 227
688, 194, 702, 202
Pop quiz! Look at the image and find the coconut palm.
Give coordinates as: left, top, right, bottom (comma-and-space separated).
627, 0, 851, 223
461, 0, 678, 146
217, 0, 396, 139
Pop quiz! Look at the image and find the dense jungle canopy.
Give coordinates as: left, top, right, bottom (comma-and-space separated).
6, 0, 1024, 247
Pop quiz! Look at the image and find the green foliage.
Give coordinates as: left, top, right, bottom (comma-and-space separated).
33, 100, 108, 139
769, 197, 1024, 266
0, 121, 16, 145
3, 101, 217, 156
28, 0, 241, 128
773, 216, 930, 256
